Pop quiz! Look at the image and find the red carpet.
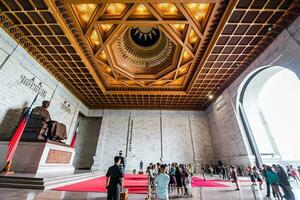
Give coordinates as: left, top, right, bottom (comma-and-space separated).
191, 176, 229, 188
54, 174, 232, 194
54, 174, 148, 194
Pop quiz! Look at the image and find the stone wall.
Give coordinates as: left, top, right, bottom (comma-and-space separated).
206, 16, 300, 166
0, 28, 88, 144
91, 110, 215, 172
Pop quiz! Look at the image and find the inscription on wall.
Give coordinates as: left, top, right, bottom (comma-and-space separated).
60, 101, 72, 114
20, 75, 47, 98
46, 149, 72, 164
128, 119, 134, 152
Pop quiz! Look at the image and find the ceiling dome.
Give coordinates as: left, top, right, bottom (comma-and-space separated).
116, 26, 174, 67
130, 27, 160, 47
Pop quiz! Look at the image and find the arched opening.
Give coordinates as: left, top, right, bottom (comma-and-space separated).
237, 66, 300, 167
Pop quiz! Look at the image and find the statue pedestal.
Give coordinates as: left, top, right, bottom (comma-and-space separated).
0, 141, 75, 175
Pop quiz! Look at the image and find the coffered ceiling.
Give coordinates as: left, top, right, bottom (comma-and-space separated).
0, 0, 299, 109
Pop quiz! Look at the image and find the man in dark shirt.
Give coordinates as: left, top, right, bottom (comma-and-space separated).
106, 156, 124, 200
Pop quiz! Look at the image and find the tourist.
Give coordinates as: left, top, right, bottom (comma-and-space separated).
286, 164, 292, 178
208, 165, 214, 177
181, 165, 188, 196
175, 165, 184, 197
277, 165, 295, 200
183, 167, 192, 197
106, 156, 124, 200
266, 166, 283, 200
226, 165, 231, 180
237, 165, 243, 176
154, 164, 170, 200
201, 164, 207, 181
247, 166, 256, 186
149, 164, 156, 188
230, 165, 240, 190
140, 160, 143, 171
221, 165, 226, 180
187, 163, 194, 176
262, 164, 276, 198
253, 166, 263, 190
167, 168, 175, 192
290, 165, 300, 183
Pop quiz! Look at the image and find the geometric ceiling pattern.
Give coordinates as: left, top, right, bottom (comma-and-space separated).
0, 0, 299, 110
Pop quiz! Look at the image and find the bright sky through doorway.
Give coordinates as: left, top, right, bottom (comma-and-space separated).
258, 68, 300, 161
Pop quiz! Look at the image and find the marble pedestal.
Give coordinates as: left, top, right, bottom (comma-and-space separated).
0, 141, 75, 175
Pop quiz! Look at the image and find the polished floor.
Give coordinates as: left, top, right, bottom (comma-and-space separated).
1, 178, 300, 200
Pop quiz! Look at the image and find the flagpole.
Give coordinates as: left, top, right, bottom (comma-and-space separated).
1, 94, 39, 175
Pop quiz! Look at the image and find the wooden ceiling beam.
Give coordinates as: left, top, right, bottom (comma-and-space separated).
174, 25, 191, 80
106, 90, 187, 95
64, 0, 221, 4
96, 20, 189, 25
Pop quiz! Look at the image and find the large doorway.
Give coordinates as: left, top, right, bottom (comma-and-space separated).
72, 114, 102, 170
237, 66, 300, 166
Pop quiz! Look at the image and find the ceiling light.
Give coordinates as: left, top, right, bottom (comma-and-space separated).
100, 24, 113, 32
157, 3, 178, 15
106, 3, 126, 15
90, 30, 100, 46
268, 26, 272, 32
182, 50, 191, 61
76, 4, 97, 23
173, 24, 185, 32
99, 51, 107, 60
179, 65, 188, 73
186, 3, 209, 21
105, 67, 111, 72
188, 29, 198, 44
134, 4, 150, 15
208, 94, 214, 100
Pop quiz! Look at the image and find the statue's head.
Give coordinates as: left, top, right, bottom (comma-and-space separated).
42, 100, 50, 109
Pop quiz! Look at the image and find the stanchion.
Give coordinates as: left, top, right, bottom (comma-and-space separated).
1, 160, 14, 175
251, 185, 258, 200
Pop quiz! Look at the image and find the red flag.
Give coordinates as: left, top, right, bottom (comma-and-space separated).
6, 95, 38, 162
70, 122, 79, 148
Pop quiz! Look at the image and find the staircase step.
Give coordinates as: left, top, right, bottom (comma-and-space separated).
0, 182, 44, 189
0, 176, 43, 181
0, 171, 104, 190
0, 178, 44, 185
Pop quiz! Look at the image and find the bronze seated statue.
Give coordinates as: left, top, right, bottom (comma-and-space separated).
22, 100, 68, 143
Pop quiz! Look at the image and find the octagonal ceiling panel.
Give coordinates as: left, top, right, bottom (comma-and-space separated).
67, 1, 215, 91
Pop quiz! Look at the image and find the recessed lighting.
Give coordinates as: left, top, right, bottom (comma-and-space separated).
208, 94, 214, 100
268, 26, 272, 32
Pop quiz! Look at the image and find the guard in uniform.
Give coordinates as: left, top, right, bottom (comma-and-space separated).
106, 156, 124, 200
118, 150, 126, 175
